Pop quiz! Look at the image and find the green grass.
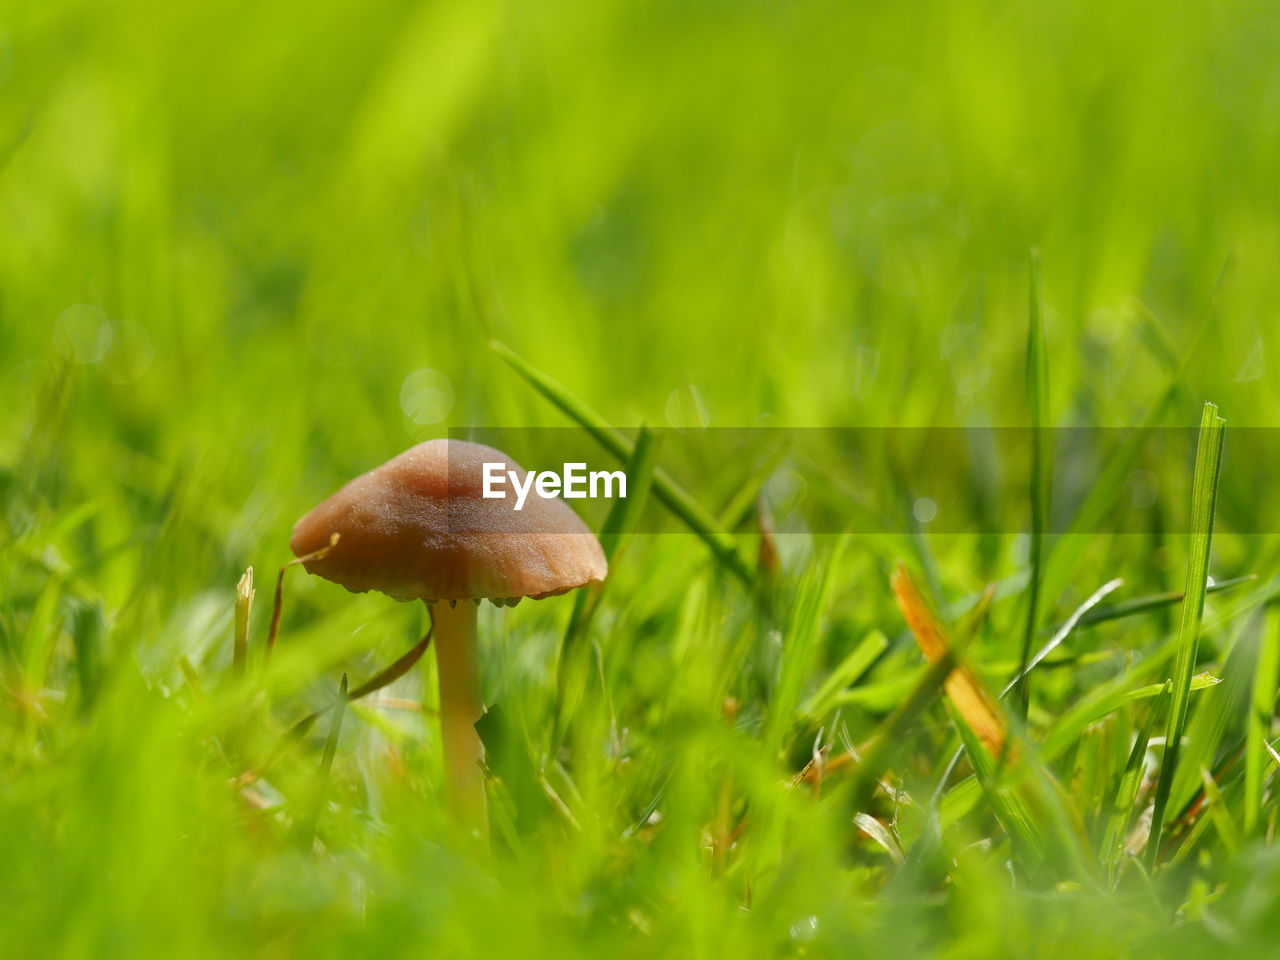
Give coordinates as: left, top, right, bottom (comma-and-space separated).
1148, 402, 1226, 864
7, 1, 1280, 957
1015, 248, 1050, 718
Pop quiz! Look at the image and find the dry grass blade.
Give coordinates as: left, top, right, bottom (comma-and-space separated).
854, 813, 905, 863
267, 533, 339, 659
233, 566, 254, 678
892, 562, 1005, 756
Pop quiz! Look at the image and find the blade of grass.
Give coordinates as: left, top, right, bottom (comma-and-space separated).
1168, 608, 1259, 819
555, 427, 661, 741
235, 633, 430, 789
892, 562, 1004, 756
233, 566, 254, 679
1148, 401, 1226, 868
955, 583, 998, 647
297, 673, 348, 853
854, 812, 905, 863
717, 440, 791, 533
1039, 577, 1276, 765
1166, 804, 1214, 869
1101, 683, 1167, 882
1037, 252, 1231, 620
1014, 249, 1051, 717
598, 425, 661, 563
948, 700, 1052, 867
1245, 603, 1280, 835
943, 691, 1100, 882
800, 629, 888, 720
347, 629, 432, 700
1001, 578, 1122, 697
490, 340, 753, 584
846, 645, 958, 814
267, 534, 339, 660
70, 598, 105, 714
1042, 672, 1220, 762
936, 578, 1123, 797
939, 775, 983, 828
1078, 575, 1254, 627
1198, 765, 1241, 855
764, 542, 843, 752
19, 577, 60, 692
178, 654, 204, 701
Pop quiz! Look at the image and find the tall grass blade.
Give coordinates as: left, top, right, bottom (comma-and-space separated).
1147, 401, 1226, 867
1014, 249, 1050, 716
491, 340, 752, 583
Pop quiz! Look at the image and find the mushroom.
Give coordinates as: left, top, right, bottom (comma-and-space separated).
289, 439, 607, 827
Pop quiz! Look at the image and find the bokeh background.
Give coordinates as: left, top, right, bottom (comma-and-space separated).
6, 0, 1280, 607
5, 1, 1280, 957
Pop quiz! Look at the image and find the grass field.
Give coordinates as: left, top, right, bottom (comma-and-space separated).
6, 1, 1280, 957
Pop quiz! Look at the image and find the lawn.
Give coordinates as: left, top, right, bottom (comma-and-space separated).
5, 1, 1280, 957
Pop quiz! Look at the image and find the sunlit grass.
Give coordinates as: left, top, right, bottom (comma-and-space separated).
5, 1, 1280, 957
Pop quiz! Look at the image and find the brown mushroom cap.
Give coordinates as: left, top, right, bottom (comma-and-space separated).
290, 439, 608, 602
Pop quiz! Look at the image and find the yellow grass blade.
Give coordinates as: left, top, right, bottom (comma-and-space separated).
891, 562, 1005, 756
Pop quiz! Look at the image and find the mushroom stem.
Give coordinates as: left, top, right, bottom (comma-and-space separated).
428, 599, 487, 831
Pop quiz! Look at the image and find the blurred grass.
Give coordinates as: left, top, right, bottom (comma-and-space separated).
5, 0, 1280, 956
